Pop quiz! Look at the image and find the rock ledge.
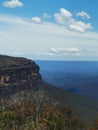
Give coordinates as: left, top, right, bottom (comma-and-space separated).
0, 55, 42, 96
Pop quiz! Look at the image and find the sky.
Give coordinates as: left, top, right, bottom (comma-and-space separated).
0, 0, 98, 60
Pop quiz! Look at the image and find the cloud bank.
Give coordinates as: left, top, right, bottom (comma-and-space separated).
0, 13, 98, 60
47, 47, 96, 56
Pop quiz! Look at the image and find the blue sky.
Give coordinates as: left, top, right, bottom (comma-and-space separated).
0, 0, 98, 60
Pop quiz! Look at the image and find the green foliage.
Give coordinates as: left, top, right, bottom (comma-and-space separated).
0, 97, 87, 130
0, 90, 88, 130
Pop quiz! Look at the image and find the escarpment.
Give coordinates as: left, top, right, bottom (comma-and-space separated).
0, 55, 42, 96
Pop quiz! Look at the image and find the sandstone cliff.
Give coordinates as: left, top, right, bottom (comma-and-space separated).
0, 55, 42, 96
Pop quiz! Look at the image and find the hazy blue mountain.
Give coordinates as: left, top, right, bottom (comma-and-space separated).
36, 60, 98, 74
36, 60, 98, 100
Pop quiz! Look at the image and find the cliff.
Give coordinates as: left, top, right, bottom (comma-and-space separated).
0, 55, 42, 96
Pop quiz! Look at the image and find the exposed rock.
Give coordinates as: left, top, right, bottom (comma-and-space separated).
0, 55, 42, 96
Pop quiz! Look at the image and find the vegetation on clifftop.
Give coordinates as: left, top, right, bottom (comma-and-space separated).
0, 90, 87, 130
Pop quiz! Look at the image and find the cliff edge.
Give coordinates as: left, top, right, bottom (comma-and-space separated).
0, 55, 42, 96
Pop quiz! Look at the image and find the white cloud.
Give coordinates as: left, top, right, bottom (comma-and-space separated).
82, 48, 96, 54
76, 11, 90, 19
54, 8, 92, 33
69, 21, 92, 33
2, 0, 23, 8
42, 52, 55, 56
60, 8, 72, 18
32, 17, 42, 24
49, 47, 80, 55
43, 13, 51, 19
48, 47, 96, 56
54, 8, 73, 25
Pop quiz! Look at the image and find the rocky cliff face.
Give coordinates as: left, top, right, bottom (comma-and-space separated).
0, 55, 42, 96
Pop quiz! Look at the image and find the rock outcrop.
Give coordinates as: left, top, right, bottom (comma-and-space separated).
0, 55, 42, 96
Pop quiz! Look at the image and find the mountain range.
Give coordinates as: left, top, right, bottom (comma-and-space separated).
36, 60, 98, 100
